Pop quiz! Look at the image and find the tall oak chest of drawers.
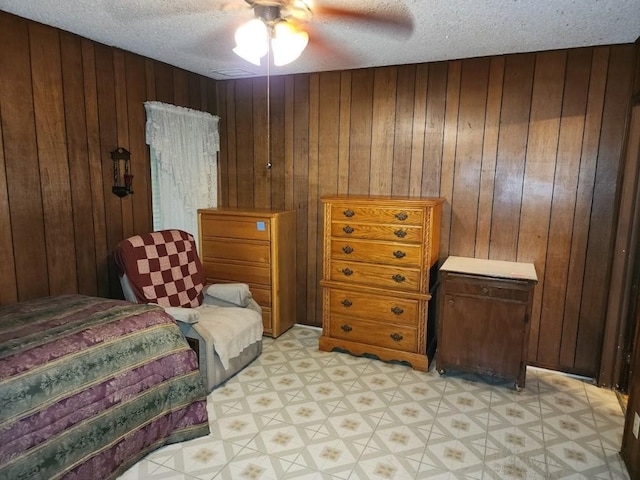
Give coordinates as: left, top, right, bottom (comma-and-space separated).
319, 196, 444, 371
198, 208, 296, 338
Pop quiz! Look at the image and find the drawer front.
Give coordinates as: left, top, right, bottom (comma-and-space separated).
329, 288, 419, 325
331, 239, 422, 268
200, 216, 271, 241
262, 307, 272, 332
329, 315, 418, 352
201, 238, 271, 264
444, 273, 531, 302
330, 221, 423, 243
330, 204, 424, 225
329, 260, 420, 292
249, 285, 272, 307
204, 262, 271, 286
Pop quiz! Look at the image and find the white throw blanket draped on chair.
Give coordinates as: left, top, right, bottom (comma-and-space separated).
196, 305, 263, 370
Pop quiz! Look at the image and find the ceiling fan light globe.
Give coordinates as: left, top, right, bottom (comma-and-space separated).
233, 18, 268, 64
235, 18, 268, 46
272, 22, 309, 66
233, 45, 263, 66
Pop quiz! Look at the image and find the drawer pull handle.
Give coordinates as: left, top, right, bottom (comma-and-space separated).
395, 212, 408, 221
343, 225, 354, 234
394, 229, 407, 238
342, 268, 354, 276
391, 306, 404, 315
448, 299, 455, 306
341, 324, 353, 332
341, 299, 352, 307
393, 250, 406, 259
392, 274, 405, 283
390, 333, 403, 342
343, 209, 355, 218
482, 287, 489, 295
342, 245, 354, 254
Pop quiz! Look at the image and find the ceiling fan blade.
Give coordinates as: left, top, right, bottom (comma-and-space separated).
304, 24, 355, 67
185, 22, 237, 58
313, 4, 414, 36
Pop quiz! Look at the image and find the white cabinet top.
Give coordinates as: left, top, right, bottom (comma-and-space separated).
440, 256, 538, 282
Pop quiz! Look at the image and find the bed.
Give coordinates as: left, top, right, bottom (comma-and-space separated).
0, 294, 210, 480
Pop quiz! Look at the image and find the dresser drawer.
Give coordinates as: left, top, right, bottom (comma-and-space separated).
200, 216, 271, 241
201, 238, 271, 264
247, 285, 271, 307
262, 307, 272, 332
330, 204, 425, 225
330, 239, 422, 268
443, 273, 531, 302
329, 315, 418, 352
329, 288, 419, 325
329, 260, 420, 292
330, 221, 423, 243
204, 262, 271, 286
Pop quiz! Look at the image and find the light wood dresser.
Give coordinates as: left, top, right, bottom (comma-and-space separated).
197, 208, 297, 338
437, 256, 538, 389
319, 196, 445, 371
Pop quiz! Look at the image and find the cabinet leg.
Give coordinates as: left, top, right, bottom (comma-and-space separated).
437, 368, 446, 376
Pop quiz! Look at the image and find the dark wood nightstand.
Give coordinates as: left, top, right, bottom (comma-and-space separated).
436, 256, 538, 390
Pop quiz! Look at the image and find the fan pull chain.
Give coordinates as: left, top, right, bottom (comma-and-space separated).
266, 28, 272, 170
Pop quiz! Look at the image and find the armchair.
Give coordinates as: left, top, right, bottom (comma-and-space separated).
114, 229, 263, 392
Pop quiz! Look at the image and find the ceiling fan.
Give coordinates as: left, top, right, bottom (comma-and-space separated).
226, 0, 415, 67
220, 0, 414, 169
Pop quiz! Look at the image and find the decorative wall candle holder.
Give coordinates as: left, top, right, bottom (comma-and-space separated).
111, 147, 133, 197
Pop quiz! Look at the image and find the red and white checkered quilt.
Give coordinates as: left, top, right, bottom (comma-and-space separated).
114, 230, 205, 308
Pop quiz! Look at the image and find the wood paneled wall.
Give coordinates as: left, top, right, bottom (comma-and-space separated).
0, 11, 217, 303
216, 45, 637, 378
1, 10, 637, 379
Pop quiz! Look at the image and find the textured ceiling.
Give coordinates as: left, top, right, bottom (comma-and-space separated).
0, 0, 638, 80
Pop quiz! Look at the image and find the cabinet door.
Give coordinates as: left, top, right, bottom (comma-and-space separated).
439, 294, 527, 379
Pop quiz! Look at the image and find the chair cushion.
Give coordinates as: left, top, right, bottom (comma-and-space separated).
114, 230, 205, 308
163, 306, 201, 324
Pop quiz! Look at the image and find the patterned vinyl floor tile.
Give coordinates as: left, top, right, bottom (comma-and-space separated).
118, 325, 630, 480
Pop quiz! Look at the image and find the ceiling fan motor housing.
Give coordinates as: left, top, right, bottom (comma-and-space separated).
253, 4, 282, 25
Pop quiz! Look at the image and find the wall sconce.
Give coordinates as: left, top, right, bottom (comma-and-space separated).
111, 147, 133, 198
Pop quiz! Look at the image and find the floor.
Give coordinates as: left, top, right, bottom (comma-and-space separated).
118, 326, 630, 480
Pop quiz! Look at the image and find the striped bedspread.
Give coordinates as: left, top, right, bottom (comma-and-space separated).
0, 294, 210, 480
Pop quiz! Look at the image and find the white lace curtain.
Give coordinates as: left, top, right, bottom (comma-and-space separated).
144, 101, 219, 238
